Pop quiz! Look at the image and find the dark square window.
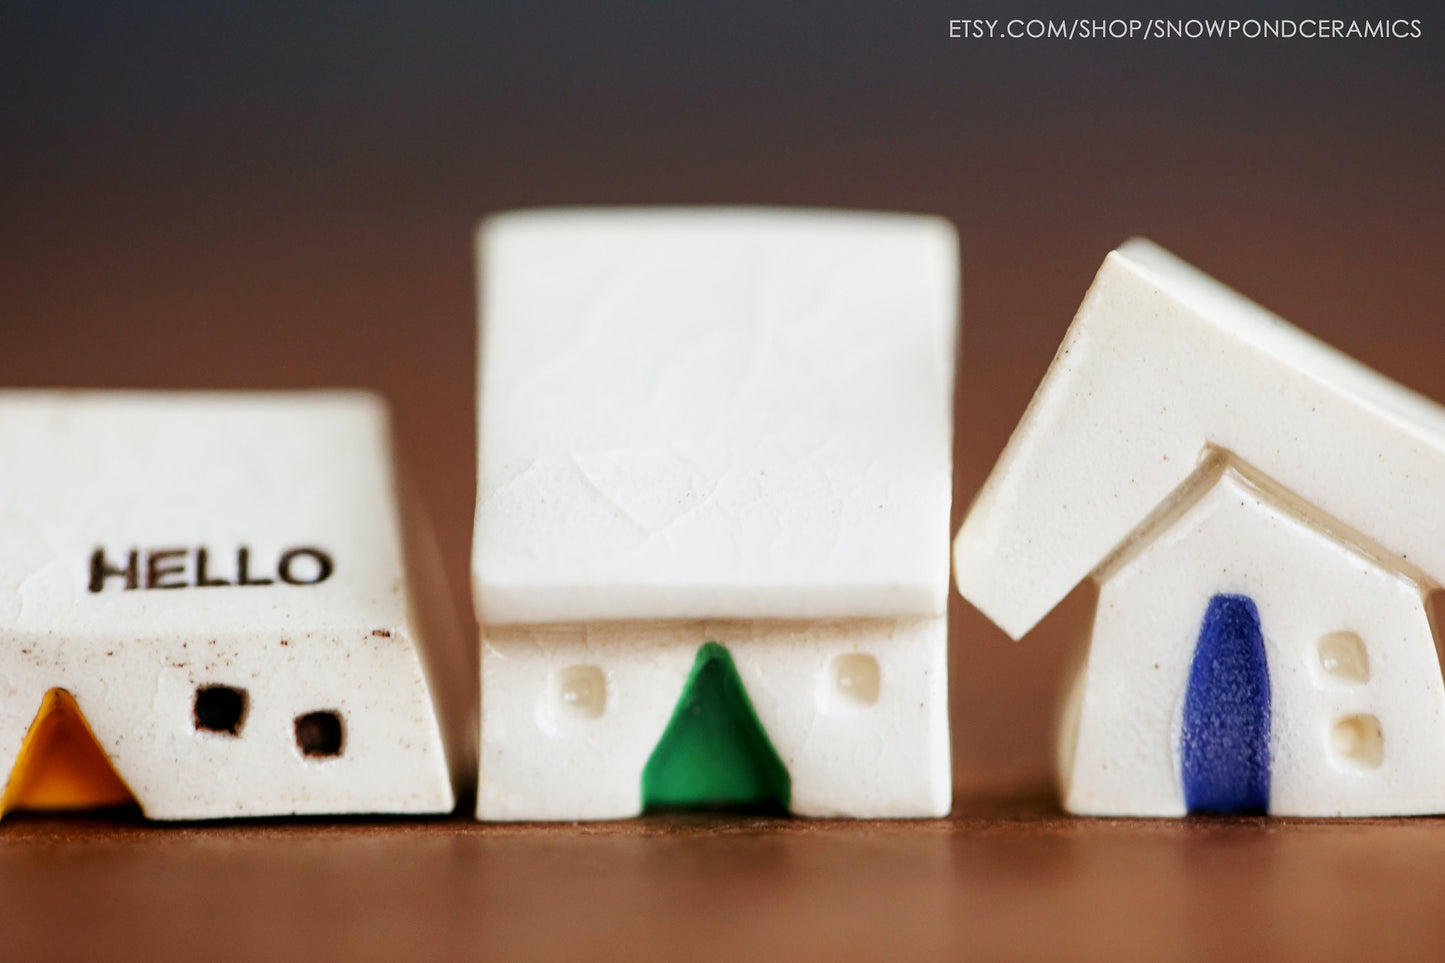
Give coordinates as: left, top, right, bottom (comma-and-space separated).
194, 685, 248, 735
294, 710, 344, 758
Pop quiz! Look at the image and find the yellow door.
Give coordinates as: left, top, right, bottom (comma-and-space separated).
1, 688, 137, 817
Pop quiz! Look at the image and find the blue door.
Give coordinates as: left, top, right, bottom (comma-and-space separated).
1180, 594, 1271, 813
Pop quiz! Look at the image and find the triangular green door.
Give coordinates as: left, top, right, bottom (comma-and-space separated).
641, 642, 790, 811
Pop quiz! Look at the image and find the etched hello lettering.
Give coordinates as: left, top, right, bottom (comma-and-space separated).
89, 546, 334, 593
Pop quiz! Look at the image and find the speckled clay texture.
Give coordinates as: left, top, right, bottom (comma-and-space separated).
0, 391, 458, 819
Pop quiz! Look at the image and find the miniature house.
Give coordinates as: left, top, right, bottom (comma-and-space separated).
952, 239, 1445, 817
0, 391, 469, 819
473, 208, 957, 820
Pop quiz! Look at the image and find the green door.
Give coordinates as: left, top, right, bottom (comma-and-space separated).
641, 642, 790, 811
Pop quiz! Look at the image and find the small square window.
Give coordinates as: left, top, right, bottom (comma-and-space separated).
194, 685, 248, 735
294, 710, 344, 758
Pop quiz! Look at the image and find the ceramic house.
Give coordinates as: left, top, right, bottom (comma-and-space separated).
473, 208, 957, 820
0, 391, 469, 819
952, 239, 1445, 817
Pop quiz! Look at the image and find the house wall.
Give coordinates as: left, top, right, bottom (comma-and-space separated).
1065, 469, 1445, 817
477, 616, 950, 820
0, 626, 454, 819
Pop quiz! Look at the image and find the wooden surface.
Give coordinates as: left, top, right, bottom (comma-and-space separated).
3, 5, 1444, 960
6, 796, 1445, 962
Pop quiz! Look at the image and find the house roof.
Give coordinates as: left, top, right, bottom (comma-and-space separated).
0, 390, 411, 638
953, 238, 1445, 640
472, 208, 959, 624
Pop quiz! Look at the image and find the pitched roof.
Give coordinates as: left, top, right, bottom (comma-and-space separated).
473, 208, 958, 624
954, 238, 1445, 640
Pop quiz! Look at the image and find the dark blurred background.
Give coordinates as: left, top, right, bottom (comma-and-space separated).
3, 1, 1441, 793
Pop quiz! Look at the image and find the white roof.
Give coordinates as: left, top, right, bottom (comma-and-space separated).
0, 391, 410, 637
473, 208, 959, 624
954, 238, 1445, 640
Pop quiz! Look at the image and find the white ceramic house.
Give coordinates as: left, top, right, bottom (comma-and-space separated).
0, 391, 469, 819
953, 239, 1445, 817
473, 208, 957, 820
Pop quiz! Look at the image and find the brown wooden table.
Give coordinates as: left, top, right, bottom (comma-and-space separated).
5, 795, 1445, 961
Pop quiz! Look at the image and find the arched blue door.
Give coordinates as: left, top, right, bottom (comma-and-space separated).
1180, 594, 1271, 813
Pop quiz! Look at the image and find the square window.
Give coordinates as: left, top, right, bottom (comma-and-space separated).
294, 710, 344, 758
193, 686, 248, 735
